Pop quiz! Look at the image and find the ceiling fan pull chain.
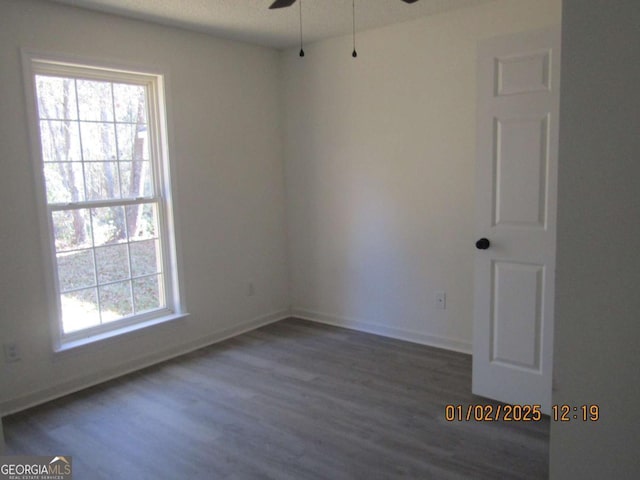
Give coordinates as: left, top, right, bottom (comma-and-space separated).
352, 0, 358, 58
299, 0, 305, 57
268, 0, 418, 54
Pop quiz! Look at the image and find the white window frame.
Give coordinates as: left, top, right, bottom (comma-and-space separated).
22, 50, 186, 351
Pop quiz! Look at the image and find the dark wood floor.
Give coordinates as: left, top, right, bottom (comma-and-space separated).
4, 318, 549, 479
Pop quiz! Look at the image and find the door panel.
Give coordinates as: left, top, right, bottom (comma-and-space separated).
473, 28, 560, 414
494, 115, 549, 228
496, 50, 551, 96
491, 261, 543, 371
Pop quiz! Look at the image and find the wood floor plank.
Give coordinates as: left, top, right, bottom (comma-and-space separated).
3, 318, 549, 479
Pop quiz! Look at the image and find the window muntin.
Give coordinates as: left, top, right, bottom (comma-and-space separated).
29, 59, 181, 343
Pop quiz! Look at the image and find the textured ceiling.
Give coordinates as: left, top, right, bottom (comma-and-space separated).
48, 0, 498, 49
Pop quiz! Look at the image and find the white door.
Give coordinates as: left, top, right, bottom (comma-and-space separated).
472, 28, 560, 414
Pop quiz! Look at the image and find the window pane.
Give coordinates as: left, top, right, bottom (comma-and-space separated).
57, 249, 95, 292
95, 244, 130, 284
39, 120, 81, 162
120, 162, 153, 198
130, 239, 160, 277
139, 126, 150, 160
99, 281, 133, 323
80, 122, 116, 161
126, 203, 158, 241
92, 206, 127, 246
52, 209, 92, 252
113, 83, 147, 123
76, 80, 113, 121
116, 124, 135, 160
133, 275, 162, 313
61, 287, 100, 333
116, 123, 149, 161
85, 162, 121, 200
35, 76, 77, 120
44, 162, 85, 204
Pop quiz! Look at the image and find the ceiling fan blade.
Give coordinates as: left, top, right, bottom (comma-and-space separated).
401, 0, 420, 3
269, 0, 297, 9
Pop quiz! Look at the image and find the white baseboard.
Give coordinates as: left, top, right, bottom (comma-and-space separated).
292, 308, 472, 355
1, 308, 470, 416
1, 309, 290, 416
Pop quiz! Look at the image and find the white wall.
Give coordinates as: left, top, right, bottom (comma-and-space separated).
551, 0, 640, 477
282, 0, 561, 352
0, 0, 289, 413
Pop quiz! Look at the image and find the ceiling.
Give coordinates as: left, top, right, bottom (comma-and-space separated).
49, 0, 498, 49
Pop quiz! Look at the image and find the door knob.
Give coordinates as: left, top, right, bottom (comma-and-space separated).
476, 238, 490, 250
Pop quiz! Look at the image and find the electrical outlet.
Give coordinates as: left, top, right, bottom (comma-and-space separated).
246, 281, 255, 297
4, 342, 21, 363
435, 291, 446, 310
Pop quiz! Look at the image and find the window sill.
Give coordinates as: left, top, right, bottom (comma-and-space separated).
54, 312, 189, 355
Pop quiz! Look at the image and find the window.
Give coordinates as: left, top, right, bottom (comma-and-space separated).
25, 53, 184, 348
